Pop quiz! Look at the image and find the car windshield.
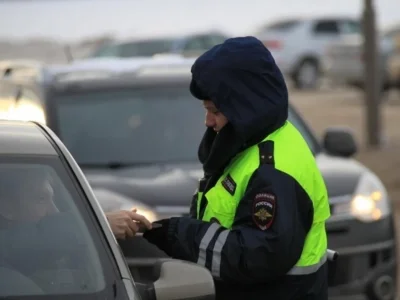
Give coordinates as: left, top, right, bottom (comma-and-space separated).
54, 87, 318, 167
0, 155, 112, 299
55, 87, 205, 166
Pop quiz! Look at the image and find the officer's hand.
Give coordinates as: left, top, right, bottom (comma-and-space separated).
106, 209, 152, 240
143, 218, 171, 254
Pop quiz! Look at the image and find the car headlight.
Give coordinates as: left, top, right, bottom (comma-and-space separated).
333, 172, 390, 222
92, 188, 158, 222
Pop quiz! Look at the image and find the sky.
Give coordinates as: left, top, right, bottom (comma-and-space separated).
0, 0, 399, 42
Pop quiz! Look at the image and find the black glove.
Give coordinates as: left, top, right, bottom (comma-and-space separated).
142, 218, 172, 255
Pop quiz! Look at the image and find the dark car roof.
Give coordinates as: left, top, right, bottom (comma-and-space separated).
0, 120, 57, 156
43, 57, 196, 92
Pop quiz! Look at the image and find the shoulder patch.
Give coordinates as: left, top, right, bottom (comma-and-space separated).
252, 192, 276, 230
221, 174, 236, 196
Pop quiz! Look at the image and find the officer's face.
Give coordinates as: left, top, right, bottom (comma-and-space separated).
203, 100, 228, 132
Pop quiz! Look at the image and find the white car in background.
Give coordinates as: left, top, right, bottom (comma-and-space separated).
255, 16, 360, 90
323, 24, 400, 92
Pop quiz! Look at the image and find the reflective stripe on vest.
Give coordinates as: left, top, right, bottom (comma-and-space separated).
195, 121, 330, 277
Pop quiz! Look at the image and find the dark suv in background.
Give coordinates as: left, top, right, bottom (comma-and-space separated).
0, 57, 397, 300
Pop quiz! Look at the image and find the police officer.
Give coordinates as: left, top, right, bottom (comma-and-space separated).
143, 36, 330, 300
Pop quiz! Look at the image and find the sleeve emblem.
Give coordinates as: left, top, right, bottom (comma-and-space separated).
252, 192, 276, 230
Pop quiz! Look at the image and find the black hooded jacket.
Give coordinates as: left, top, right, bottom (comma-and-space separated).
164, 37, 328, 300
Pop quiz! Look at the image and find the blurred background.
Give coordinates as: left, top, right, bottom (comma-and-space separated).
1, 0, 400, 299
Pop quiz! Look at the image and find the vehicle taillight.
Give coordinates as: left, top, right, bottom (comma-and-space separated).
262, 40, 283, 50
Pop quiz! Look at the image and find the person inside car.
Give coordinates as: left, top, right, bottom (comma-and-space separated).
0, 167, 152, 274
0, 169, 151, 237
0, 166, 152, 295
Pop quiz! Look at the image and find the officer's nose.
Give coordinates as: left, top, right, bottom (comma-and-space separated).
205, 111, 216, 128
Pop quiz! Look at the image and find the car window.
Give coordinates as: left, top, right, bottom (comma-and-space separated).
90, 44, 120, 58
0, 155, 118, 298
55, 87, 205, 166
8, 88, 46, 124
119, 39, 175, 57
313, 20, 340, 35
340, 20, 361, 35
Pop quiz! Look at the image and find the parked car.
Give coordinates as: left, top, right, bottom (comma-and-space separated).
86, 31, 229, 59
0, 57, 397, 299
255, 16, 361, 90
0, 119, 216, 300
323, 24, 400, 91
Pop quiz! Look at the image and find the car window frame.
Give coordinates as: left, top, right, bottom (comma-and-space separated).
49, 142, 135, 293
0, 153, 130, 300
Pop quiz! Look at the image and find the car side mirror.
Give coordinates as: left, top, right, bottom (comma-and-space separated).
128, 258, 215, 300
322, 127, 357, 157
